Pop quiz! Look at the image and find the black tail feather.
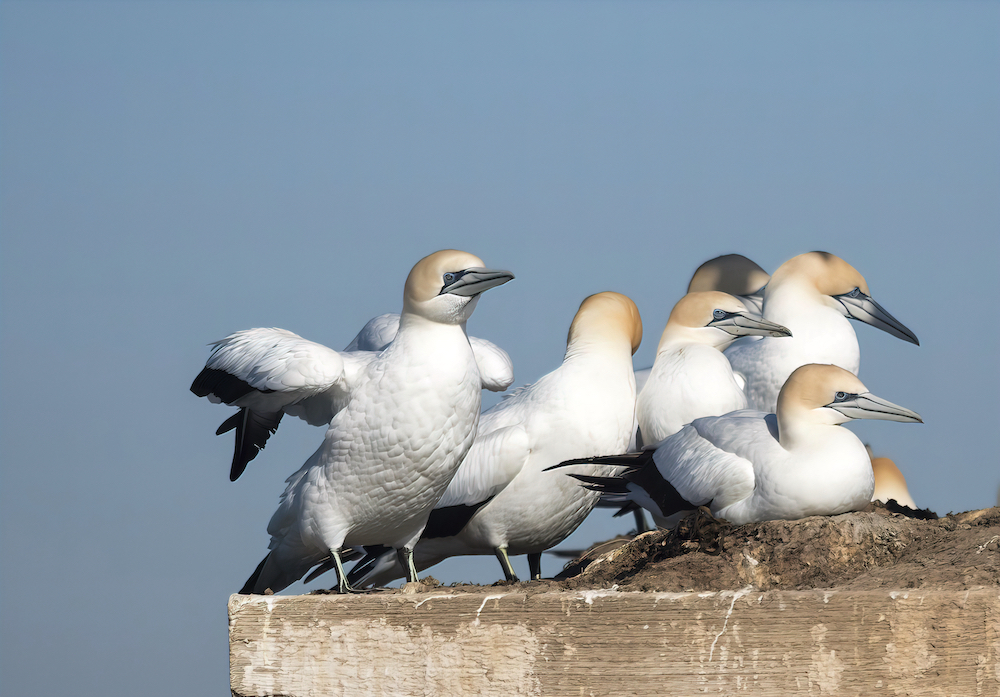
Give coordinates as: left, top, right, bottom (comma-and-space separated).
345, 545, 394, 587
569, 472, 634, 494
554, 449, 696, 521
544, 449, 654, 472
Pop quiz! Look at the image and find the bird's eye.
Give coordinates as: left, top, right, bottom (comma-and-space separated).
713, 309, 726, 320
848, 288, 860, 298
443, 272, 456, 284
835, 391, 848, 401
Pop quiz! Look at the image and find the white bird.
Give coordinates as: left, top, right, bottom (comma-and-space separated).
193, 250, 513, 593
562, 363, 922, 527
343, 291, 644, 586
344, 313, 514, 393
686, 253, 771, 315
636, 291, 791, 447
631, 253, 772, 435
726, 251, 919, 413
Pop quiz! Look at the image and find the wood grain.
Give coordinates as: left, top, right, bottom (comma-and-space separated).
230, 587, 1000, 696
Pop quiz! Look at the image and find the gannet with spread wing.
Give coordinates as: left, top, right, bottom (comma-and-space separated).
195, 250, 513, 593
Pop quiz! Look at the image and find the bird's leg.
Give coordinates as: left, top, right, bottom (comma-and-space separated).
331, 549, 356, 594
494, 547, 520, 582
527, 552, 542, 581
633, 508, 650, 535
397, 547, 420, 584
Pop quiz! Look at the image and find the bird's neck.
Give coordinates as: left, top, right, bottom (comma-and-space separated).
764, 282, 858, 370
563, 336, 633, 367
392, 313, 471, 360
776, 405, 842, 452
657, 325, 730, 354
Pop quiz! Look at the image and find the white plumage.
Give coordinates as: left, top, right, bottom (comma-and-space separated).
565, 364, 922, 528
193, 249, 513, 593
344, 312, 514, 392
346, 291, 644, 586
636, 291, 790, 446
191, 328, 379, 480
726, 251, 919, 413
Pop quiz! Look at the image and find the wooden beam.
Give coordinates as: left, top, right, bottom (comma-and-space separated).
230, 587, 1000, 696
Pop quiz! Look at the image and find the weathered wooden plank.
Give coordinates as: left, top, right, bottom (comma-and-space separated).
230, 588, 1000, 696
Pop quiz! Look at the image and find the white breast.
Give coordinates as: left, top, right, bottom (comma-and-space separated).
726, 292, 859, 412
637, 344, 748, 444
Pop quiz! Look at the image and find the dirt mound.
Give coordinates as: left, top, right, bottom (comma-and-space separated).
545, 504, 1000, 593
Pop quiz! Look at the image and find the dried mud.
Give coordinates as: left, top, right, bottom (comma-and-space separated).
404, 504, 1000, 596
536, 503, 1000, 593
309, 504, 1000, 597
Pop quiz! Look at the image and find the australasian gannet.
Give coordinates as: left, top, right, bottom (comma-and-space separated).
195, 250, 513, 593
725, 251, 919, 413
636, 291, 791, 446
344, 313, 514, 393
341, 292, 643, 587
631, 253, 773, 437
620, 261, 774, 528
558, 364, 922, 527
687, 254, 771, 315
868, 445, 918, 509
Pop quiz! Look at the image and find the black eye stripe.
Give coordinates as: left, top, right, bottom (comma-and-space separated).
710, 309, 739, 324
836, 287, 863, 300
442, 270, 467, 286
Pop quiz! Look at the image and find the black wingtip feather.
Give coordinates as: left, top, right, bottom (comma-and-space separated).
225, 408, 283, 481
302, 548, 366, 584
191, 367, 257, 403
422, 499, 494, 539
303, 557, 336, 584
558, 449, 696, 521
240, 554, 270, 595
216, 410, 242, 435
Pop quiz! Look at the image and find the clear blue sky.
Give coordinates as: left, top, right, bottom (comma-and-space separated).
2, 2, 997, 695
